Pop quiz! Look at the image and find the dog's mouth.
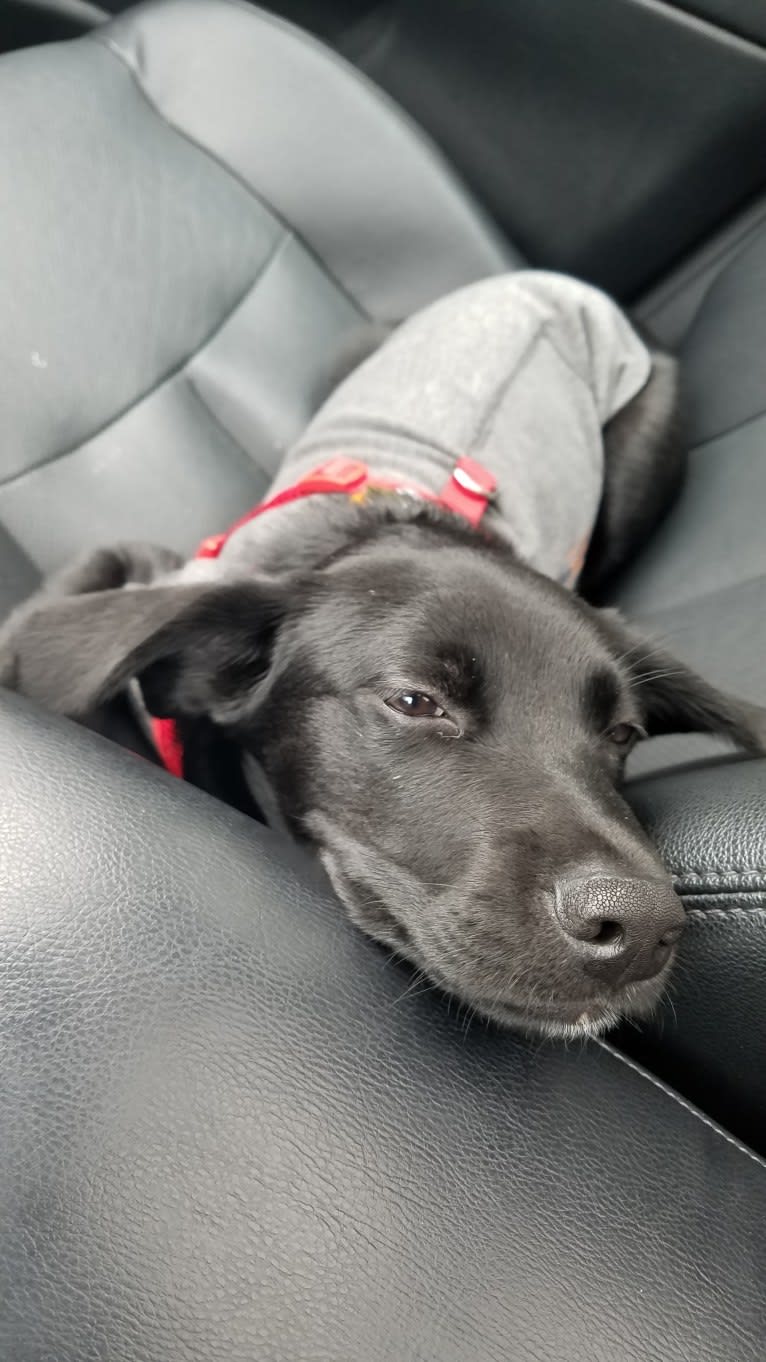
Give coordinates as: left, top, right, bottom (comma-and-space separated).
316, 831, 672, 1042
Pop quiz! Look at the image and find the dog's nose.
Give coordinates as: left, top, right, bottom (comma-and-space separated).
554, 876, 685, 983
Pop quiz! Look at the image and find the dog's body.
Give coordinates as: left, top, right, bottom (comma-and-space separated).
162, 271, 678, 595
2, 272, 763, 1039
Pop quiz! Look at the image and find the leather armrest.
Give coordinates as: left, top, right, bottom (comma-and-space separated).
624, 758, 766, 1151
1, 694, 764, 1362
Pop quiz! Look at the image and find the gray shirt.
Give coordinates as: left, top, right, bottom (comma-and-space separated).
257, 271, 651, 585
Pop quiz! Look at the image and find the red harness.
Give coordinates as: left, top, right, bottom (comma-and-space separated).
151, 454, 496, 778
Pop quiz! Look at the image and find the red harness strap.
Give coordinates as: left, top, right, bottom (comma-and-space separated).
151, 455, 496, 778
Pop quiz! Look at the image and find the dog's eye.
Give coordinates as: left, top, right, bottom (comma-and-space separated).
386, 691, 445, 719
607, 721, 644, 748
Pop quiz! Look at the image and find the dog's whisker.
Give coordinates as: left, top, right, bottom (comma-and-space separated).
612, 627, 679, 665
387, 969, 426, 1008
388, 969, 441, 1010
403, 980, 440, 1006
659, 984, 678, 1029
631, 668, 684, 685
460, 1003, 478, 1041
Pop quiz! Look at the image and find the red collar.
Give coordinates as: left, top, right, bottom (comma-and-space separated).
194, 454, 496, 560
152, 455, 496, 778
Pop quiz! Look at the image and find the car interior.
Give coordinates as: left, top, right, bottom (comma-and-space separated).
1, 1, 764, 1358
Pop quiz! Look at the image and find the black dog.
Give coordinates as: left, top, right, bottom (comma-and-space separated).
1, 308, 763, 1040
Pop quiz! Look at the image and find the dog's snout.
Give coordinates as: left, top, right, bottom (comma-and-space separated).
554, 876, 685, 983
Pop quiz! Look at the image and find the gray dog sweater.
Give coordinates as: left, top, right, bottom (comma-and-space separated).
236, 271, 652, 586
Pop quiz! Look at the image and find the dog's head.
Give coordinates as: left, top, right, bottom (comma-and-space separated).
8, 520, 764, 1037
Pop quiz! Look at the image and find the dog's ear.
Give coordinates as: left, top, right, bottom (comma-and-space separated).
598, 609, 766, 753
0, 578, 296, 723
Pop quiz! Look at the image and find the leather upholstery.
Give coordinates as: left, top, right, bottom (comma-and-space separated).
1, 5, 766, 1353
624, 759, 766, 1149
680, 226, 766, 445
1, 692, 764, 1362
323, 0, 766, 297
615, 220, 766, 1146
671, 0, 766, 47
106, 0, 512, 321
0, 0, 513, 590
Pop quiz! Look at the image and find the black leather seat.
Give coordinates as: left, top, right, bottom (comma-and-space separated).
1, 4, 764, 1358
2, 695, 765, 1362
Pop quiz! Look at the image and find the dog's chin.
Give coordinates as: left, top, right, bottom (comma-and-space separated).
480, 999, 621, 1040
471, 974, 668, 1040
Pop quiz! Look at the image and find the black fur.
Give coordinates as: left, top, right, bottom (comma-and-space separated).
1, 357, 763, 1039
580, 351, 683, 598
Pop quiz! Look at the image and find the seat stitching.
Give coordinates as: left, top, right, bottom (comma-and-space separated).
676, 873, 766, 899
682, 887, 766, 902
676, 869, 766, 885
628, 569, 766, 626
638, 199, 766, 322
184, 372, 273, 484
95, 31, 374, 323
0, 232, 289, 495
595, 1039, 766, 1171
685, 903, 766, 918
690, 403, 766, 451
627, 0, 766, 56
117, 0, 513, 274
672, 864, 766, 877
